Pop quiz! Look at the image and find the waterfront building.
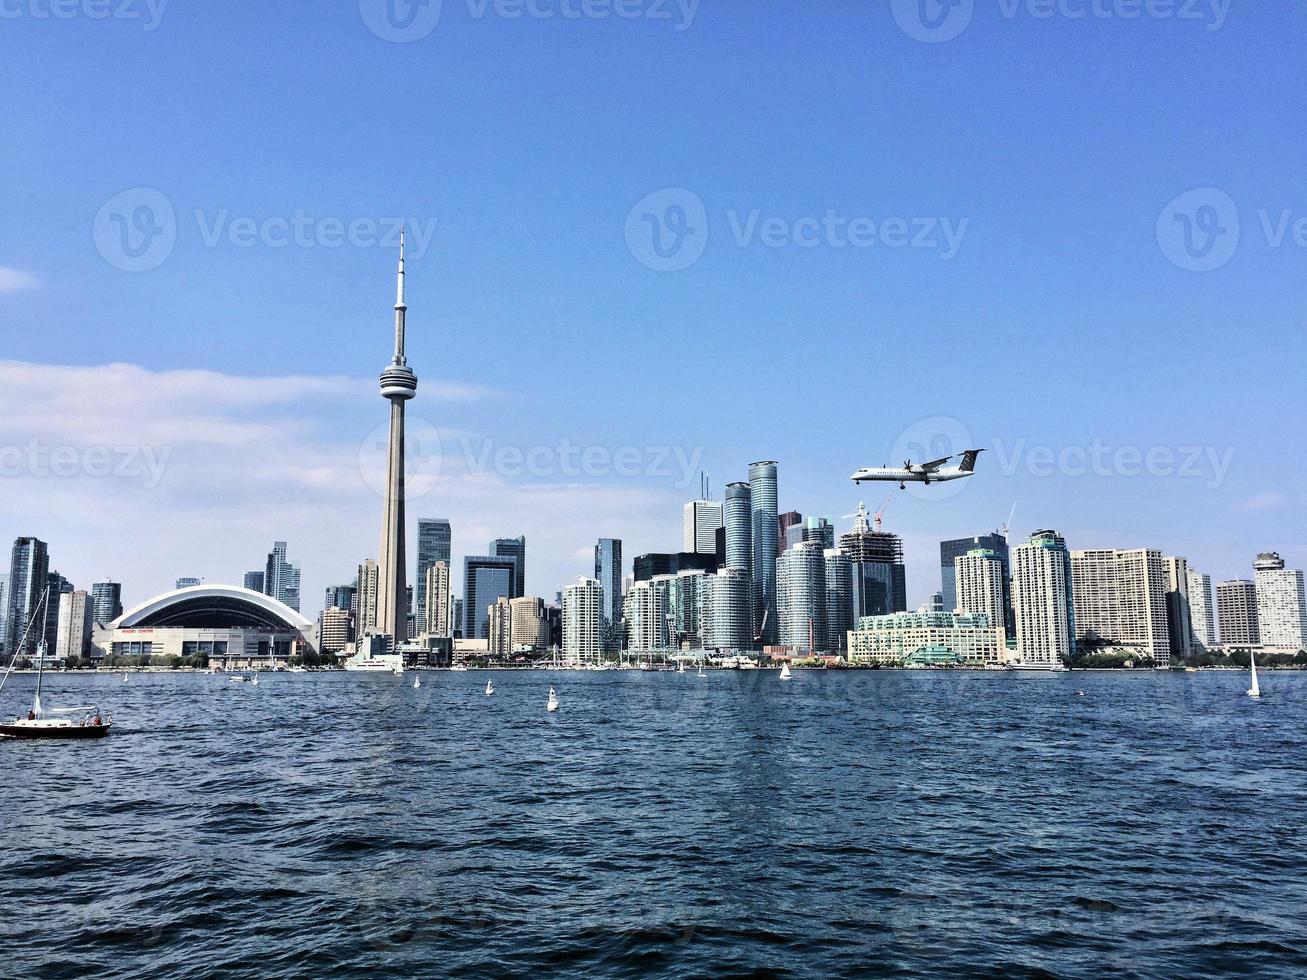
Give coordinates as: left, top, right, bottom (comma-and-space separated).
623, 579, 671, 652
1070, 548, 1170, 665
1254, 552, 1307, 651
928, 591, 945, 613
824, 549, 854, 654
449, 596, 464, 639
940, 533, 1011, 632
488, 597, 513, 658
175, 577, 201, 590
1186, 569, 1217, 651
43, 572, 72, 653
5, 536, 49, 656
594, 538, 623, 654
837, 506, 907, 619
1011, 530, 1074, 666
463, 555, 518, 640
777, 541, 827, 654
702, 568, 752, 651
956, 549, 1008, 644
356, 559, 380, 637
375, 231, 419, 640
91, 581, 123, 626
415, 518, 452, 634
724, 481, 752, 575
99, 584, 314, 669
669, 569, 707, 649
243, 571, 265, 593
683, 500, 724, 555
777, 511, 802, 556
1216, 580, 1259, 646
424, 560, 451, 635
749, 461, 779, 645
785, 516, 835, 552
490, 536, 527, 598
633, 552, 717, 582
510, 596, 549, 650
56, 590, 94, 661
1163, 556, 1194, 663
319, 606, 352, 654
263, 541, 301, 613
847, 611, 1004, 667
562, 577, 602, 665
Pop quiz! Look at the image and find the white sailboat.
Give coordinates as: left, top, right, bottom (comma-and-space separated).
122, 673, 129, 683
413, 675, 421, 689
485, 679, 495, 696
546, 686, 559, 712
1248, 651, 1261, 699
678, 661, 685, 674
697, 664, 707, 678
251, 673, 259, 686
779, 662, 792, 680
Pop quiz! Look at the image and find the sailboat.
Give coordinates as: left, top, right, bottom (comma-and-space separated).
779, 662, 792, 681
678, 661, 685, 674
251, 673, 259, 686
546, 686, 559, 712
122, 673, 129, 683
485, 679, 495, 696
0, 589, 112, 740
1248, 650, 1261, 699
697, 664, 707, 678
413, 675, 421, 689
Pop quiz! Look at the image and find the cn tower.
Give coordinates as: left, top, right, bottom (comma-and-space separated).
375, 229, 418, 641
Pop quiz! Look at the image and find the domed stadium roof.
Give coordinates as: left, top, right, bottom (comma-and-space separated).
112, 585, 313, 631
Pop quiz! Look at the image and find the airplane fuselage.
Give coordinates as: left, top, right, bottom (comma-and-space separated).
851, 467, 973, 485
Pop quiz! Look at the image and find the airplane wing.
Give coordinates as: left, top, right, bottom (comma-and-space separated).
917, 455, 954, 472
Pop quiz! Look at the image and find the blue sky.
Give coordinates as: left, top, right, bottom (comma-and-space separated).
1, 0, 1304, 613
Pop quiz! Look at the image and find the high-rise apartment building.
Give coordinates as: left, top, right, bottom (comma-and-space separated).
632, 552, 718, 582
785, 516, 834, 552
824, 549, 854, 653
91, 581, 123, 626
243, 571, 265, 593
423, 560, 451, 635
56, 590, 93, 661
749, 461, 779, 645
1163, 556, 1194, 663
415, 518, 452, 635
955, 548, 1008, 641
777, 511, 802, 556
702, 568, 753, 651
777, 540, 827, 654
0, 574, 8, 653
562, 577, 602, 665
488, 596, 513, 658
464, 555, 519, 640
623, 579, 671, 652
264, 541, 301, 612
6, 537, 50, 657
940, 533, 1011, 632
1011, 530, 1074, 666
594, 538, 623, 654
1216, 579, 1259, 646
1186, 569, 1216, 650
724, 481, 752, 575
1254, 552, 1307, 651
356, 559, 380, 637
490, 536, 526, 598
1071, 548, 1170, 665
510, 596, 549, 650
838, 507, 907, 619
319, 606, 352, 654
683, 500, 724, 555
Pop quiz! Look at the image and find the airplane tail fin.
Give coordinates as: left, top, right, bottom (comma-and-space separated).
958, 449, 985, 473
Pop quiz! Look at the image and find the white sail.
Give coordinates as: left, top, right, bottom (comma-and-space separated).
485, 680, 494, 696
413, 676, 421, 689
547, 686, 559, 712
779, 662, 792, 680
1248, 651, 1261, 698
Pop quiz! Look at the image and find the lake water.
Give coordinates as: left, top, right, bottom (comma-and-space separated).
3, 669, 1305, 978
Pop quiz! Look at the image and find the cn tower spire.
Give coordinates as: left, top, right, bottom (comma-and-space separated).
376, 231, 419, 644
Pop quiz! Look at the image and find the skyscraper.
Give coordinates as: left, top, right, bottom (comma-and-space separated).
594, 538, 623, 654
91, 581, 123, 626
488, 596, 513, 658
44, 571, 72, 653
6, 537, 49, 657
702, 568, 752, 651
264, 541, 301, 612
243, 571, 265, 593
562, 577, 602, 665
510, 596, 549, 650
724, 482, 752, 574
490, 536, 527, 598
0, 574, 8, 653
1186, 569, 1217, 650
824, 549, 854, 653
777, 511, 802, 556
623, 579, 671, 652
1011, 530, 1073, 666
777, 540, 827, 654
838, 505, 907, 619
683, 500, 724, 555
415, 518, 452, 634
56, 590, 93, 661
424, 560, 451, 635
1216, 580, 1259, 646
955, 548, 1008, 641
325, 584, 358, 617
356, 559, 380, 638
319, 607, 352, 654
1070, 548, 1170, 665
749, 461, 779, 645
1254, 552, 1307, 651
464, 555, 518, 640
940, 533, 1011, 632
785, 516, 834, 552
1163, 556, 1194, 663
376, 230, 419, 640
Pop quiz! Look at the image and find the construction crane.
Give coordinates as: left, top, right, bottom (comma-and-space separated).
843, 487, 901, 534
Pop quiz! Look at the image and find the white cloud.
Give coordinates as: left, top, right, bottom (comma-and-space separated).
0, 267, 39, 294
1241, 491, 1287, 512
0, 361, 680, 616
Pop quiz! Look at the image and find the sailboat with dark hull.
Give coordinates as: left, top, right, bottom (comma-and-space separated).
0, 588, 112, 740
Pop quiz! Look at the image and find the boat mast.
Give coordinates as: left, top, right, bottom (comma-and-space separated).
32, 587, 50, 718
0, 585, 49, 699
